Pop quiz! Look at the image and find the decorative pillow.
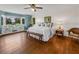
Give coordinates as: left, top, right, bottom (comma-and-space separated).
47, 23, 51, 27
45, 23, 53, 27
42, 23, 45, 27
38, 23, 41, 26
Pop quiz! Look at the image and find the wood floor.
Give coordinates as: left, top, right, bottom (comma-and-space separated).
0, 32, 79, 54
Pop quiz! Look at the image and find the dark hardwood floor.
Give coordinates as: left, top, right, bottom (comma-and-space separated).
0, 32, 79, 54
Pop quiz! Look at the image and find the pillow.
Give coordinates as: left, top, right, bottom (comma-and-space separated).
38, 23, 41, 26
45, 23, 53, 27
41, 23, 45, 27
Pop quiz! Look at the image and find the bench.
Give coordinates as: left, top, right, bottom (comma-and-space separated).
27, 31, 43, 40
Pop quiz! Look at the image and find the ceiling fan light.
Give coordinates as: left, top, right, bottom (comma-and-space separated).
31, 8, 34, 12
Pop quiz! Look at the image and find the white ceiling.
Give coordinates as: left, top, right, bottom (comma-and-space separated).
0, 4, 79, 16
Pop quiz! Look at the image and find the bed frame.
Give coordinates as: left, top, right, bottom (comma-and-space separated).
27, 31, 43, 40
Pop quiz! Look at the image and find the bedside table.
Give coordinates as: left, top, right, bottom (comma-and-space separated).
55, 29, 64, 36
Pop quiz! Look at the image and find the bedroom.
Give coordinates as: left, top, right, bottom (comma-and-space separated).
0, 4, 79, 53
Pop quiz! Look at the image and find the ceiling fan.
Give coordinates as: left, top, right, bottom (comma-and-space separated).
24, 4, 43, 12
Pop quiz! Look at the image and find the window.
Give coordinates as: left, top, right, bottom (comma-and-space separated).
6, 17, 12, 25
15, 18, 20, 24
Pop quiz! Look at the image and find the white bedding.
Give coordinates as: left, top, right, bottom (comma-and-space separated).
27, 25, 53, 42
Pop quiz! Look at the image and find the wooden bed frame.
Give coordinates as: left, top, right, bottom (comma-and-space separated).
27, 31, 43, 40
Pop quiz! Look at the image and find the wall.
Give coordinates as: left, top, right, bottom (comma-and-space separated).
0, 10, 32, 29
34, 15, 79, 30
32, 5, 79, 31
0, 4, 79, 31
53, 16, 79, 29
33, 15, 79, 36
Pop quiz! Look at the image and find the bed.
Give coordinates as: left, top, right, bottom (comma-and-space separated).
27, 23, 54, 42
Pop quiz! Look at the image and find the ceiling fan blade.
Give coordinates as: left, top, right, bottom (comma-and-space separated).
36, 7, 43, 9
24, 7, 31, 9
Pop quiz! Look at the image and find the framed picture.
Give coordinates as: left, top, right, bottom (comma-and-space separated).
32, 17, 35, 24
44, 16, 51, 23
31, 17, 35, 25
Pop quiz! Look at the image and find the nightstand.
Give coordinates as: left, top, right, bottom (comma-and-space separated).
55, 29, 64, 36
